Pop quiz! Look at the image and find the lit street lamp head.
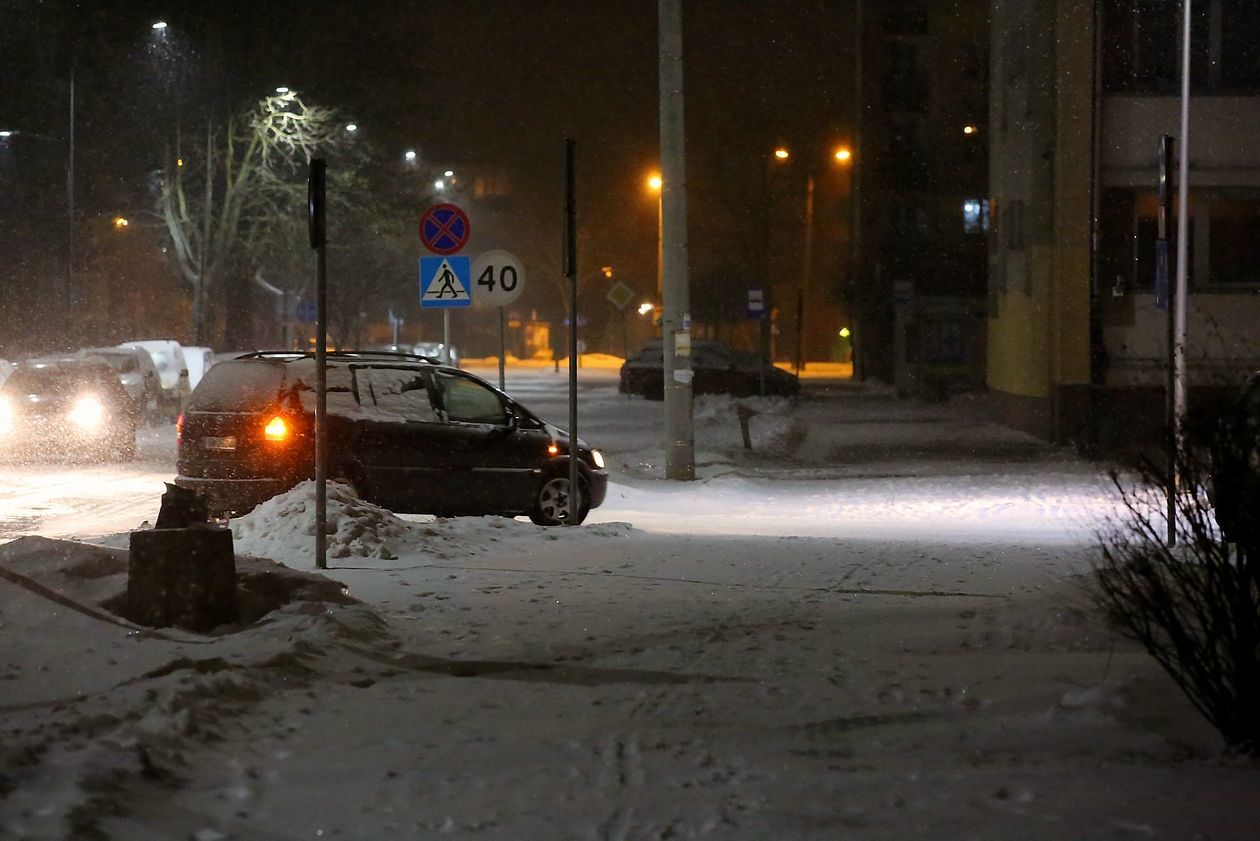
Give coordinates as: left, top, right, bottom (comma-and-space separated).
151, 21, 168, 30
646, 173, 662, 192
834, 146, 852, 163
774, 147, 790, 161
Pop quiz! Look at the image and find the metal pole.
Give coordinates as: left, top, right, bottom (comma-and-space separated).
1173, 0, 1192, 497
498, 307, 506, 391
309, 159, 328, 570
851, 0, 864, 381
796, 171, 815, 374
443, 310, 451, 365
66, 70, 74, 316
1158, 134, 1175, 546
659, 0, 694, 480
564, 138, 581, 523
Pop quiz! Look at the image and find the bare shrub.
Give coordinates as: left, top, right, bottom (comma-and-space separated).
1094, 435, 1260, 756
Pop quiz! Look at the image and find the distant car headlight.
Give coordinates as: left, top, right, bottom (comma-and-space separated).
67, 394, 105, 430
591, 448, 605, 469
0, 397, 12, 436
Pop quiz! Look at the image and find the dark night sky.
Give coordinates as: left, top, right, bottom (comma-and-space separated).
2, 0, 857, 340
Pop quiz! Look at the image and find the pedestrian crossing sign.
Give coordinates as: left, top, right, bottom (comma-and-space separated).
419, 256, 472, 308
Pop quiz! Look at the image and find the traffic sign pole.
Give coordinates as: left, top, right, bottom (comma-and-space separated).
308, 158, 328, 571
498, 308, 506, 390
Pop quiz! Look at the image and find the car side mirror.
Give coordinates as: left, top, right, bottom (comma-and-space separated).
504, 410, 520, 432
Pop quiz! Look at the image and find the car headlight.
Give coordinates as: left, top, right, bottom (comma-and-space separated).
0, 397, 12, 436
591, 448, 605, 469
67, 394, 105, 430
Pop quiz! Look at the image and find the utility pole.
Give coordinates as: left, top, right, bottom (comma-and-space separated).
659, 0, 694, 480
795, 170, 815, 374
66, 70, 75, 316
1173, 0, 1192, 466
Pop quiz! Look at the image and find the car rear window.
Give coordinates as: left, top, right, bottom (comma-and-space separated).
188, 361, 287, 412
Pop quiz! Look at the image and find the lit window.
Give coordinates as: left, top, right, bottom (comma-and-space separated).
963, 199, 990, 234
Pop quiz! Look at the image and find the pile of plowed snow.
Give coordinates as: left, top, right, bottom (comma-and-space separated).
232, 480, 411, 561
230, 481, 634, 569
693, 394, 807, 454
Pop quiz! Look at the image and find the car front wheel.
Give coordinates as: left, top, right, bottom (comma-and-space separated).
529, 472, 591, 526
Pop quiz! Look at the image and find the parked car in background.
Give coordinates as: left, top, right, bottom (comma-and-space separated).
413, 341, 459, 367
619, 339, 800, 400
78, 346, 161, 418
0, 357, 137, 461
181, 345, 216, 390
175, 350, 607, 524
118, 339, 190, 418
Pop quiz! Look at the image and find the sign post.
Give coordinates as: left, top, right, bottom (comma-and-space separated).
472, 249, 527, 390
307, 159, 328, 571
607, 280, 635, 364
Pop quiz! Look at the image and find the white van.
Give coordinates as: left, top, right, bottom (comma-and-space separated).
118, 340, 191, 418
180, 345, 216, 390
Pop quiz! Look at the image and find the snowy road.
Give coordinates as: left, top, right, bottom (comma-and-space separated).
0, 365, 1122, 546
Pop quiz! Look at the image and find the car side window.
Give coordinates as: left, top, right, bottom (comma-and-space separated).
435, 373, 508, 425
361, 367, 440, 423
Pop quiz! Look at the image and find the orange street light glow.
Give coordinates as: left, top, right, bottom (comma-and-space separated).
963, 124, 978, 135
647, 173, 662, 192
112, 216, 129, 229
774, 148, 790, 160
834, 147, 852, 163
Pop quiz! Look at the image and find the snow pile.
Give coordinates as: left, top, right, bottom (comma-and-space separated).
232, 480, 410, 561
693, 394, 807, 454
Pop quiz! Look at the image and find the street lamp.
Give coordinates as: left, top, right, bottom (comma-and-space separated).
646, 172, 662, 297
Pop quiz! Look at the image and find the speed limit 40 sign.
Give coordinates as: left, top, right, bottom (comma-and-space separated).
471, 249, 526, 308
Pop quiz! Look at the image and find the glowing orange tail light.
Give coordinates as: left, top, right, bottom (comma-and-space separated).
263, 415, 289, 443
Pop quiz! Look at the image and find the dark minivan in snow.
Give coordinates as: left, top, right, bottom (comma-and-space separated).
175, 351, 608, 524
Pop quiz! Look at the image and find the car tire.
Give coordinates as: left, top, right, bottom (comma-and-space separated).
529, 470, 591, 526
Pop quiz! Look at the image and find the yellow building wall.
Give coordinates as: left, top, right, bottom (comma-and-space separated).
987, 248, 1053, 399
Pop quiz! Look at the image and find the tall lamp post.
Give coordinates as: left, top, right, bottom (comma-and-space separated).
646, 172, 663, 298
765, 145, 853, 374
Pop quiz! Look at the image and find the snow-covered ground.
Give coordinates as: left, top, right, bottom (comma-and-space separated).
1, 366, 1256, 839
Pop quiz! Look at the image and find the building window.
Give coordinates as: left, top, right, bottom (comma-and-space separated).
1004, 200, 1026, 251
963, 199, 990, 234
881, 1, 929, 34
883, 42, 929, 113
1096, 188, 1260, 291
1209, 197, 1260, 285
1100, 0, 1257, 93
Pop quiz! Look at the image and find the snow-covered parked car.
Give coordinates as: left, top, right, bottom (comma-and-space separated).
620, 340, 799, 400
